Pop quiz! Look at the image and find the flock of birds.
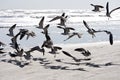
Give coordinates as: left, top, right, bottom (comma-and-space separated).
0, 2, 119, 64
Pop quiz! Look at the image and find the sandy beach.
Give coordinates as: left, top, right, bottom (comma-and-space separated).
0, 41, 120, 80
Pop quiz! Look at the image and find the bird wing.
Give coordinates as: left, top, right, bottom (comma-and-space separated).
64, 33, 75, 41
106, 2, 110, 17
29, 46, 40, 52
49, 16, 61, 22
8, 24, 16, 36
109, 7, 120, 16
44, 24, 50, 31
53, 46, 62, 51
109, 33, 113, 45
97, 5, 104, 8
57, 26, 64, 29
83, 20, 91, 30
74, 48, 85, 52
66, 27, 75, 30
38, 16, 44, 29
61, 13, 65, 17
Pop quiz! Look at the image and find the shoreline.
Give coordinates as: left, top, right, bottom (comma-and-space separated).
0, 40, 120, 80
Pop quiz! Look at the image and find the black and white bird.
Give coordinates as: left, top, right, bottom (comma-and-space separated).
83, 20, 96, 38
7, 24, 16, 37
90, 4, 104, 12
49, 13, 68, 26
36, 16, 50, 34
62, 51, 80, 62
36, 16, 45, 29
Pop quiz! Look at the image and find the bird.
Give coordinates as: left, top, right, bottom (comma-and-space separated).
36, 17, 50, 34
74, 48, 91, 57
19, 29, 29, 40
7, 24, 16, 37
83, 20, 96, 38
53, 46, 62, 51
90, 4, 104, 12
57, 26, 75, 35
36, 16, 45, 29
49, 13, 68, 26
83, 20, 113, 45
64, 32, 83, 41
10, 32, 21, 50
19, 29, 36, 40
106, 2, 120, 17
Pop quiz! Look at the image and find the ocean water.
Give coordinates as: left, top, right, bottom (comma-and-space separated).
0, 9, 120, 48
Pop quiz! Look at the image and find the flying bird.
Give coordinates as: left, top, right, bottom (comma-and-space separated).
106, 2, 120, 17
7, 24, 16, 37
83, 20, 96, 38
74, 48, 91, 57
36, 16, 45, 29
91, 4, 104, 12
49, 13, 68, 26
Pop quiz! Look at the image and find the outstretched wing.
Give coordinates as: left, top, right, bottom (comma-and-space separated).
83, 20, 91, 30
109, 7, 120, 16
37, 16, 44, 29
7, 24, 16, 36
74, 48, 86, 52
49, 16, 61, 22
64, 34, 75, 41
109, 33, 113, 45
106, 2, 110, 17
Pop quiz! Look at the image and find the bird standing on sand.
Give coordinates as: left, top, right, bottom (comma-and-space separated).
90, 4, 104, 12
